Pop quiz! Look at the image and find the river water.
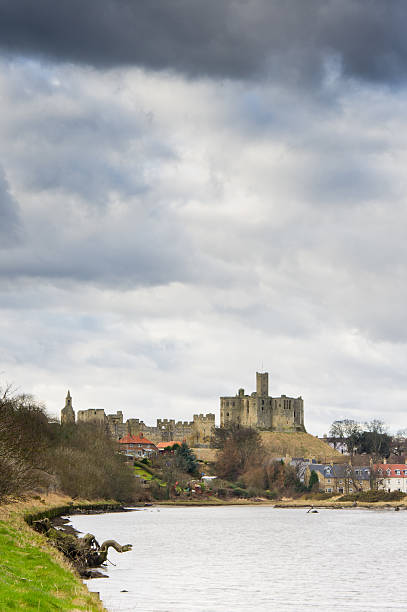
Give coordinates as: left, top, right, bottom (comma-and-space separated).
70, 506, 407, 612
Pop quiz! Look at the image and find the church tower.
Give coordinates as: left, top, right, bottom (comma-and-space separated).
61, 390, 75, 425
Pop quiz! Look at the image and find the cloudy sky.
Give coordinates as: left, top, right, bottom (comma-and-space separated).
1, 1, 407, 435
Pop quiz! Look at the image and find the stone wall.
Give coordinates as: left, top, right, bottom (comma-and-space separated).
77, 408, 107, 425
104, 411, 215, 447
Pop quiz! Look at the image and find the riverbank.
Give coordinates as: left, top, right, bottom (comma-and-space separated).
0, 493, 123, 611
154, 497, 407, 509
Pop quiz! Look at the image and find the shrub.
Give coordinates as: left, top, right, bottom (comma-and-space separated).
264, 490, 278, 500
231, 487, 249, 498
339, 490, 407, 502
306, 491, 336, 500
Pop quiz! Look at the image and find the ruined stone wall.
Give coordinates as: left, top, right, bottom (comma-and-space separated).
77, 408, 107, 425
107, 411, 127, 439
191, 413, 216, 447
63, 394, 215, 445
270, 396, 305, 432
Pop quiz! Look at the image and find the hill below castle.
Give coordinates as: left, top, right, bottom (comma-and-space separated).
260, 431, 342, 461
193, 432, 343, 464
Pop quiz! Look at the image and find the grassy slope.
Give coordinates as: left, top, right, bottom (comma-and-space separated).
0, 494, 105, 611
195, 433, 342, 464
260, 431, 343, 461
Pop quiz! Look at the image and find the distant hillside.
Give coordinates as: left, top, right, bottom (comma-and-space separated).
260, 432, 343, 461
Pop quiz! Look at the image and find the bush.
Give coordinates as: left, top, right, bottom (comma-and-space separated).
306, 491, 336, 500
231, 487, 249, 498
264, 490, 278, 500
339, 490, 407, 502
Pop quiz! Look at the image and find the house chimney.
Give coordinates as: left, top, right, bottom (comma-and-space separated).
383, 457, 387, 464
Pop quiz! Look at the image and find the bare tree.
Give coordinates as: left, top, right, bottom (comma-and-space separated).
329, 419, 361, 455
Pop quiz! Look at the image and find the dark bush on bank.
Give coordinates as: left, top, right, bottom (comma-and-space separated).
305, 492, 336, 500
339, 490, 407, 502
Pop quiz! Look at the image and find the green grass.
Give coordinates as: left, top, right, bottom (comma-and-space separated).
134, 466, 167, 487
0, 520, 101, 611
134, 466, 155, 480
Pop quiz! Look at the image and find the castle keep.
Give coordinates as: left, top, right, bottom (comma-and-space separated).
61, 391, 215, 447
220, 372, 305, 432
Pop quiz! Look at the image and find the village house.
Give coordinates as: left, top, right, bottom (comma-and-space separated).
305, 463, 371, 494
118, 433, 158, 459
374, 463, 407, 493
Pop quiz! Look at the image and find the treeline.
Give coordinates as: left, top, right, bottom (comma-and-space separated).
0, 387, 139, 503
328, 418, 407, 457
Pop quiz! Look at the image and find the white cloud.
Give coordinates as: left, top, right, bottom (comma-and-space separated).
1, 60, 407, 435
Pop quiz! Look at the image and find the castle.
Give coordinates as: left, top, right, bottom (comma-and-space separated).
60, 370, 305, 447
60, 391, 215, 447
220, 372, 305, 432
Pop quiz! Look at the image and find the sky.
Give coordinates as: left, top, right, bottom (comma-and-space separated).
1, 1, 407, 435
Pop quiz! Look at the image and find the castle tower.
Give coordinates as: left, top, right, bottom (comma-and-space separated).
256, 372, 268, 397
61, 390, 75, 425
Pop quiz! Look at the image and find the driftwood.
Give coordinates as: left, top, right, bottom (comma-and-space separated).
33, 518, 132, 577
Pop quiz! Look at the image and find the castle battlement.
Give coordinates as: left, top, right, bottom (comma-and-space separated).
193, 413, 216, 423
61, 392, 215, 447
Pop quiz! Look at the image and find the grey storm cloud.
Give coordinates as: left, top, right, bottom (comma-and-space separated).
1, 0, 407, 84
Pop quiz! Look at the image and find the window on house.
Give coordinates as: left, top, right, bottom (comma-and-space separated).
326, 488, 332, 493
226, 412, 229, 417
396, 470, 401, 475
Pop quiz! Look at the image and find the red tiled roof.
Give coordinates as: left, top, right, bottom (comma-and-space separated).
119, 433, 156, 446
374, 464, 407, 477
119, 434, 137, 444
156, 440, 182, 449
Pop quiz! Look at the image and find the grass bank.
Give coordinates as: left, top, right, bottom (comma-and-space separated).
0, 493, 122, 611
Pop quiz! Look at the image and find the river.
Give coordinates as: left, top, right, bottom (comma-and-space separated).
70, 506, 407, 612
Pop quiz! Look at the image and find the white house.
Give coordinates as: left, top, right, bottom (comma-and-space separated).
375, 463, 407, 493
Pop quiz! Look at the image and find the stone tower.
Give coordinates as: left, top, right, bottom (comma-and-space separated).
61, 390, 75, 425
220, 371, 305, 432
256, 371, 268, 397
